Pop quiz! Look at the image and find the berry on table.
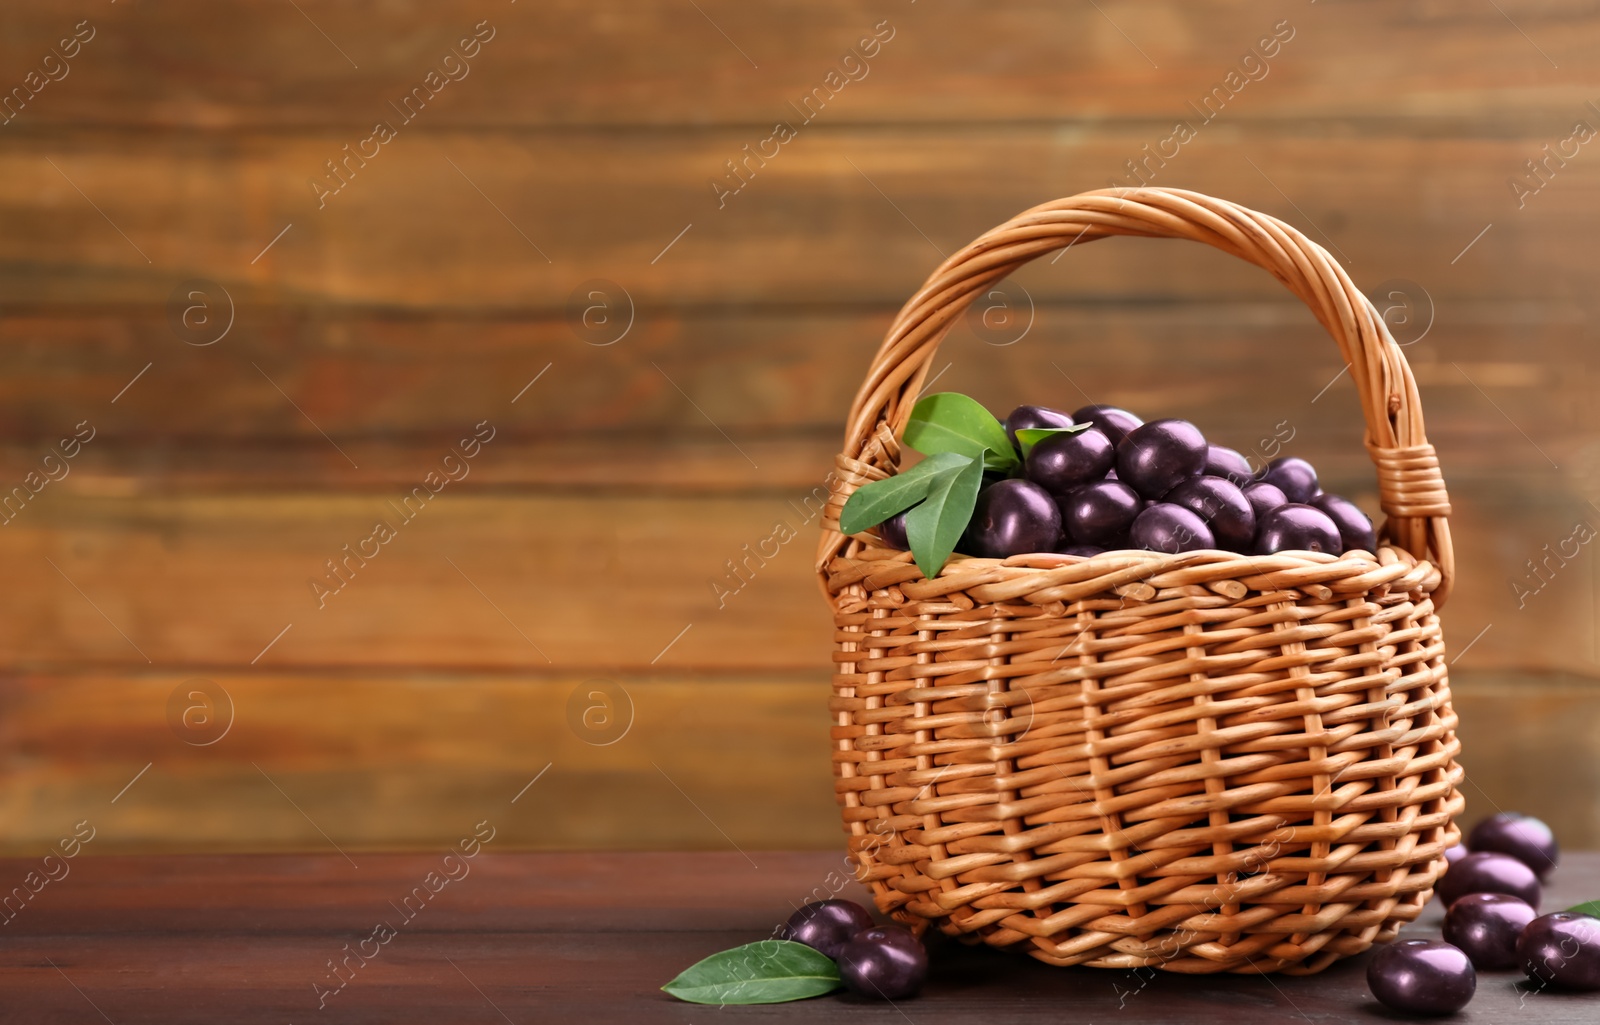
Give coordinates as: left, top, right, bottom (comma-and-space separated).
1366, 939, 1476, 1015
1438, 851, 1541, 909
836, 925, 928, 1000
1519, 912, 1600, 991
1468, 812, 1558, 880
777, 900, 876, 960
1443, 893, 1537, 970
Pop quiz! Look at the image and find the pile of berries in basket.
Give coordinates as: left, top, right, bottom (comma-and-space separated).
841, 393, 1374, 577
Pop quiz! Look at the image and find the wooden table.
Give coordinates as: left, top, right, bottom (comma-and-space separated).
4, 851, 1597, 1023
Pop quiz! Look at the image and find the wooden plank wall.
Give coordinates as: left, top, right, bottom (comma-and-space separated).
1, 1, 1598, 854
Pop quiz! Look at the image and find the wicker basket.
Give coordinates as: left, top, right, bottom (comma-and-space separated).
816, 187, 1463, 975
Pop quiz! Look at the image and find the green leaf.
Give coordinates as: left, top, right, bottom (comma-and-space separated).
1014, 424, 1091, 458
904, 453, 983, 577
662, 939, 842, 1005
839, 452, 973, 535
1566, 901, 1600, 917
904, 392, 1017, 471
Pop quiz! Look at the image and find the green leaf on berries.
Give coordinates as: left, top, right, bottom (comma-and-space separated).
662, 939, 841, 1005
904, 392, 1017, 471
904, 452, 983, 578
1566, 901, 1600, 917
839, 452, 975, 535
1014, 424, 1091, 457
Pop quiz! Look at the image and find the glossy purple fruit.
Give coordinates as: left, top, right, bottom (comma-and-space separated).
966, 480, 1062, 559
1242, 480, 1289, 522
1116, 419, 1207, 499
1163, 476, 1255, 552
1056, 544, 1105, 557
1258, 456, 1320, 503
1203, 445, 1254, 486
1468, 813, 1559, 880
876, 510, 909, 551
1254, 503, 1342, 556
1129, 503, 1214, 554
1519, 912, 1600, 991
1003, 404, 1075, 453
1025, 427, 1116, 496
1438, 851, 1541, 909
1446, 843, 1469, 868
837, 925, 928, 1000
1366, 939, 1476, 1015
1312, 493, 1377, 554
1445, 893, 1538, 970
1070, 404, 1143, 448
778, 900, 876, 960
1058, 480, 1141, 548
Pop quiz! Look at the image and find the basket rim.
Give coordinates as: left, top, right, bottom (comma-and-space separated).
824, 538, 1442, 603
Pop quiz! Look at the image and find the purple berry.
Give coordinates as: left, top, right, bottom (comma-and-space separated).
1311, 493, 1377, 554
1057, 480, 1141, 548
1366, 939, 1476, 1015
1129, 503, 1214, 554
1258, 456, 1320, 503
1069, 404, 1143, 448
1445, 843, 1469, 868
1242, 480, 1288, 522
1116, 419, 1207, 500
1163, 476, 1255, 553
965, 480, 1061, 559
777, 900, 875, 960
1056, 544, 1105, 557
1439, 851, 1541, 909
1444, 893, 1537, 970
837, 925, 928, 1000
1254, 503, 1342, 556
1468, 812, 1559, 880
1024, 427, 1116, 496
1203, 445, 1254, 486
1002, 404, 1075, 453
876, 510, 908, 551
1519, 912, 1600, 991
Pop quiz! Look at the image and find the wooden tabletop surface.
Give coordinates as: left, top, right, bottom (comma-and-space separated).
3, 850, 1598, 1023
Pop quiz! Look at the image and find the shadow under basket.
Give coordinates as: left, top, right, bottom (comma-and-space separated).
815, 187, 1463, 975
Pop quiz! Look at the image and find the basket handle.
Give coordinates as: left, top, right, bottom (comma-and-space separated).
816, 187, 1455, 604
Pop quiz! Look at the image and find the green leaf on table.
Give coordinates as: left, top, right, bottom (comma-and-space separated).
1014, 423, 1091, 458
1567, 901, 1600, 917
904, 392, 1018, 471
839, 451, 974, 535
905, 452, 984, 578
662, 939, 842, 1005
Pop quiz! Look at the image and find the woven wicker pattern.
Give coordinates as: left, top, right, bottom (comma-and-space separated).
816, 188, 1463, 975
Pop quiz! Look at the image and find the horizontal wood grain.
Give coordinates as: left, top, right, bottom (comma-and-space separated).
0, 851, 873, 935
0, 476, 1597, 675
0, 670, 1593, 857
2, 0, 1597, 130
0, 491, 831, 672
0, 303, 1586, 472
0, 672, 840, 855
4, 131, 1598, 310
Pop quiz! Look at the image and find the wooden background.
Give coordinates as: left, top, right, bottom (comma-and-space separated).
1, 0, 1598, 856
